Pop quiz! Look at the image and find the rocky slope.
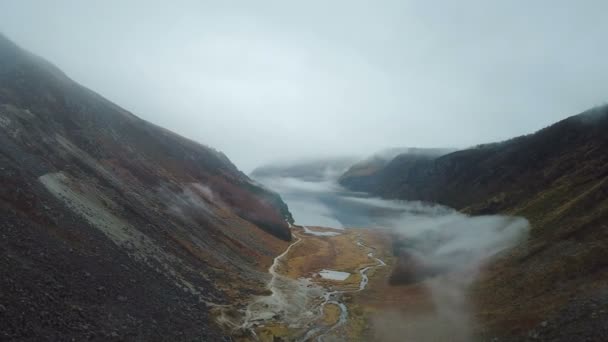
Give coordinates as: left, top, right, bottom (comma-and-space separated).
341, 106, 608, 340
0, 34, 293, 341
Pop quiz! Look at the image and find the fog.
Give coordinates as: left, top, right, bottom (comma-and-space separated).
254, 173, 529, 340
1, 1, 608, 171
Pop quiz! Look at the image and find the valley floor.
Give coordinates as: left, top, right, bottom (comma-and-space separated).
235, 225, 404, 341
235, 224, 486, 342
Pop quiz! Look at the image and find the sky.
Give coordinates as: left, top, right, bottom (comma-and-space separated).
1, 0, 607, 171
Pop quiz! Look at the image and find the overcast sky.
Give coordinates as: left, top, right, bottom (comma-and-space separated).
1, 1, 607, 171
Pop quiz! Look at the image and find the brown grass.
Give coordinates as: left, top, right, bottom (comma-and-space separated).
278, 228, 377, 290
322, 303, 342, 326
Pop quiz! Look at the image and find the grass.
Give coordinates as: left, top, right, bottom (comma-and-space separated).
278, 228, 376, 290
244, 227, 393, 341
322, 304, 342, 326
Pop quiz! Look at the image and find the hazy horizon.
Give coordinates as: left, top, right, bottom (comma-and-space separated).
1, 0, 607, 172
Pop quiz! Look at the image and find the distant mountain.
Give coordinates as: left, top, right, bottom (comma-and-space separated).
338, 147, 454, 192
348, 108, 608, 213
0, 34, 293, 340
251, 156, 359, 181
343, 106, 608, 340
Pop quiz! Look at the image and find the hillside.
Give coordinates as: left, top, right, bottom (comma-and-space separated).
341, 107, 608, 340
338, 147, 453, 192
342, 108, 608, 212
0, 34, 293, 341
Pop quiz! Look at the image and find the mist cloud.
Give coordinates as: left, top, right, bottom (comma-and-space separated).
381, 207, 528, 341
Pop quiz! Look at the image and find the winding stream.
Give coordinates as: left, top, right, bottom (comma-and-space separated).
239, 227, 386, 341
302, 234, 386, 342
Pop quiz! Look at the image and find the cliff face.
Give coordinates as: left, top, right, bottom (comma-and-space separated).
340, 107, 608, 340
0, 34, 293, 340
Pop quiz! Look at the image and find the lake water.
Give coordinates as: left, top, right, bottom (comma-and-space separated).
254, 175, 443, 229
253, 174, 529, 276
318, 269, 351, 281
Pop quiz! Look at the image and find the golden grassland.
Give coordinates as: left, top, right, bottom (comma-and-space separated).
326, 229, 440, 341
279, 227, 377, 287
242, 226, 395, 341
322, 303, 342, 326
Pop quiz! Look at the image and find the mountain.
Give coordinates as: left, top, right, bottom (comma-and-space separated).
343, 107, 608, 213
342, 106, 608, 340
251, 156, 359, 181
0, 34, 293, 341
338, 147, 454, 192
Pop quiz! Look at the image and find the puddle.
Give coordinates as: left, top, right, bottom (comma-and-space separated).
318, 269, 350, 281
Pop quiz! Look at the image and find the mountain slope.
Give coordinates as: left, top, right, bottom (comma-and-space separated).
347, 108, 607, 213
341, 106, 608, 340
0, 34, 292, 341
338, 147, 454, 193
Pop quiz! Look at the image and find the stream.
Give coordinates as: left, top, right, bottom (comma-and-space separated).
299, 232, 386, 342
239, 226, 386, 341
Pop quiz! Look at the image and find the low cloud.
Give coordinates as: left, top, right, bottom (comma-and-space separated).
156, 183, 223, 223
381, 205, 528, 341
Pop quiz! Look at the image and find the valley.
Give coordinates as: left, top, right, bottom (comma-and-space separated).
1, 23, 607, 341
248, 172, 529, 341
